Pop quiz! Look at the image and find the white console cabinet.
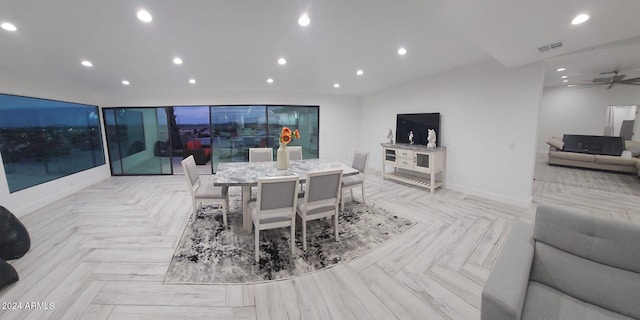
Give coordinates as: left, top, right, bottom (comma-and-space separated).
381, 143, 445, 193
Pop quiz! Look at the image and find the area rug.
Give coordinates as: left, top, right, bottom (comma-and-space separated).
164, 193, 415, 284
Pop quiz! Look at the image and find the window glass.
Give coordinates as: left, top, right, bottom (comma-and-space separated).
267, 106, 319, 159
0, 93, 105, 192
211, 106, 267, 171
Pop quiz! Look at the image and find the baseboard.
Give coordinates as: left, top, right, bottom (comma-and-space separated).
445, 183, 533, 209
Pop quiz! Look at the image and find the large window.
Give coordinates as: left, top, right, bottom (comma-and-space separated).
0, 93, 105, 192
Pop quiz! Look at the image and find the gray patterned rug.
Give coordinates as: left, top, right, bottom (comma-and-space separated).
164, 193, 415, 284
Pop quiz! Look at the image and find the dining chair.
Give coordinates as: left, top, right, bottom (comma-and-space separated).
248, 175, 299, 262
287, 146, 303, 161
249, 148, 273, 162
181, 155, 229, 227
341, 150, 369, 211
296, 169, 343, 250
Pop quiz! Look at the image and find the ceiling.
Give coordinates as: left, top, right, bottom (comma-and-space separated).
1, 0, 640, 96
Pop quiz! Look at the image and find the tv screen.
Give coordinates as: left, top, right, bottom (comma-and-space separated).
396, 113, 440, 146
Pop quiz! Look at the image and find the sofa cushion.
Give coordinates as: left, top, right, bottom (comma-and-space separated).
186, 140, 202, 150
534, 204, 640, 273
530, 242, 640, 319
594, 155, 638, 166
522, 281, 634, 320
549, 151, 594, 162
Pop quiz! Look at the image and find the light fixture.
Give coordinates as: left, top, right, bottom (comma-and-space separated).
397, 47, 407, 56
567, 84, 576, 88
278, 58, 287, 65
267, 78, 274, 83
563, 80, 568, 83
561, 75, 568, 79
333, 83, 340, 88
571, 14, 589, 25
356, 69, 364, 76
189, 78, 196, 84
81, 60, 93, 67
173, 57, 183, 65
1, 22, 17, 32
137, 9, 152, 23
122, 80, 130, 85
298, 13, 310, 27
556, 67, 566, 72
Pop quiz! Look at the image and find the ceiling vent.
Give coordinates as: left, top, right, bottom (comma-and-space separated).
538, 41, 564, 53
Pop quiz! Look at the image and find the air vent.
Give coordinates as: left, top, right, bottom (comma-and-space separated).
538, 41, 564, 53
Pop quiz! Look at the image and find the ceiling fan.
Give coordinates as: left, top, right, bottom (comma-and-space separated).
591, 70, 640, 89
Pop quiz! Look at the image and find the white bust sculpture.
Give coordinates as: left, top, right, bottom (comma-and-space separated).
385, 129, 394, 144
427, 129, 436, 148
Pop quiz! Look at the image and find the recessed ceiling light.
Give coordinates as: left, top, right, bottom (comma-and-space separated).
567, 84, 576, 88
81, 60, 93, 67
267, 78, 274, 83
556, 67, 566, 72
278, 58, 287, 65
189, 78, 196, 84
1, 22, 17, 32
333, 83, 340, 88
298, 13, 310, 27
561, 75, 568, 79
571, 14, 589, 25
563, 80, 569, 83
137, 10, 152, 23
356, 69, 364, 76
173, 57, 183, 65
122, 80, 130, 86
397, 47, 407, 56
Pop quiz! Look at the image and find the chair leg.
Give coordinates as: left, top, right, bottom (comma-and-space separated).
334, 213, 339, 242
361, 184, 365, 204
302, 218, 307, 251
290, 220, 295, 255
340, 190, 345, 211
255, 229, 260, 262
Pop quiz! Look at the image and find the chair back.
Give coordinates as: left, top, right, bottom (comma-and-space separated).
288, 146, 303, 160
249, 148, 273, 162
352, 150, 369, 174
304, 169, 343, 204
181, 155, 200, 195
256, 176, 299, 213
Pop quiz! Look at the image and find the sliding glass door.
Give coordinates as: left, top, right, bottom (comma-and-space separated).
103, 107, 172, 175
211, 106, 267, 170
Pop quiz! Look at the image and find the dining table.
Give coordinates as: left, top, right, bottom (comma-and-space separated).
213, 158, 360, 231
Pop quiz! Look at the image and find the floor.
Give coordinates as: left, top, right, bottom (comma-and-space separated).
1, 156, 639, 320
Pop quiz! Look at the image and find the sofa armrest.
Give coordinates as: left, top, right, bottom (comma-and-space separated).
481, 222, 534, 320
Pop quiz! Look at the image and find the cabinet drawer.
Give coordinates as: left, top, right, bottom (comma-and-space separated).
395, 158, 414, 169
396, 149, 414, 158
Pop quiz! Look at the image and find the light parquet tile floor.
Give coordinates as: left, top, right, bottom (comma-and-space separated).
1, 161, 639, 320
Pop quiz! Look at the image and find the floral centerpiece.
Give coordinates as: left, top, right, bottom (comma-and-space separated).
279, 127, 300, 145
277, 127, 300, 169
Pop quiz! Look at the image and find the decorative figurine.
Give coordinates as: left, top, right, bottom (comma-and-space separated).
408, 131, 414, 144
427, 129, 436, 148
385, 129, 394, 144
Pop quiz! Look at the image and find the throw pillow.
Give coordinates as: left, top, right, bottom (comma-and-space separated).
629, 145, 640, 157
0, 258, 19, 291
546, 137, 564, 150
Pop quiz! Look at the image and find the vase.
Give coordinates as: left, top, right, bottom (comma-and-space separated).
277, 143, 289, 170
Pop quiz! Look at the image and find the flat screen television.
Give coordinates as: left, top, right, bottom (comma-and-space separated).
396, 113, 440, 146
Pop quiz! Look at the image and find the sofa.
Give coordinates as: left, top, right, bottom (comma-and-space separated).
182, 140, 211, 165
481, 204, 640, 320
547, 136, 640, 176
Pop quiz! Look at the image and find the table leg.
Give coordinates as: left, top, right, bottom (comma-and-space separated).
242, 186, 250, 232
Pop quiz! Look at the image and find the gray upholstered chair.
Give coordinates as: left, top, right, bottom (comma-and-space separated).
341, 150, 369, 211
481, 204, 640, 320
249, 148, 273, 162
287, 146, 303, 161
296, 169, 343, 250
248, 176, 299, 262
181, 155, 229, 227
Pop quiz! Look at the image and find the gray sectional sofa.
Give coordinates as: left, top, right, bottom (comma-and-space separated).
481, 204, 640, 320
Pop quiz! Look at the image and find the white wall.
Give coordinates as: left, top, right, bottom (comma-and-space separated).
101, 91, 361, 164
360, 60, 544, 208
537, 85, 640, 152
0, 67, 111, 217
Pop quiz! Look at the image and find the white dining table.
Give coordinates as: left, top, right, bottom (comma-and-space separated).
213, 158, 359, 231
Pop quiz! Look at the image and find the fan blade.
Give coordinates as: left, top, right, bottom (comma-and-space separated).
613, 74, 627, 81
620, 76, 640, 82
593, 77, 613, 83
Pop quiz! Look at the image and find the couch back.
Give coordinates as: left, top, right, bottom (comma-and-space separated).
186, 140, 202, 150
531, 204, 640, 319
